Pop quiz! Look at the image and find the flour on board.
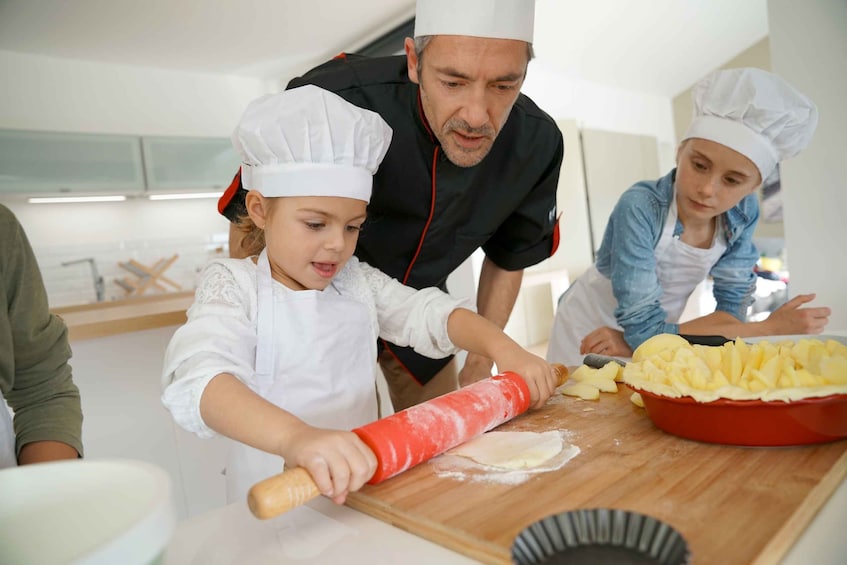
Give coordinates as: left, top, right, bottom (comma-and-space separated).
430, 430, 580, 485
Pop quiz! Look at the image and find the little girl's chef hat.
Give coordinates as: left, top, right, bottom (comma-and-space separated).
682, 67, 818, 182
414, 0, 535, 42
232, 85, 393, 203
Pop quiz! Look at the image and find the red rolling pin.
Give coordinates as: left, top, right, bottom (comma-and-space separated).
248, 364, 569, 519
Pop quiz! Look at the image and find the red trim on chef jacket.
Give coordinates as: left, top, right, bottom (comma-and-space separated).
333, 53, 347, 60
217, 169, 242, 216
551, 215, 561, 256
380, 338, 424, 386
401, 92, 439, 284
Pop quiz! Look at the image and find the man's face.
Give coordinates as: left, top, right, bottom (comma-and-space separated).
405, 35, 528, 167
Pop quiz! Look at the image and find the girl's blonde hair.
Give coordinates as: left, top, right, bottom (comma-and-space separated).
232, 213, 265, 258
232, 195, 277, 258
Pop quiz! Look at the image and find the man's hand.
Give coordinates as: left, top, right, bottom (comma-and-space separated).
458, 352, 494, 387
580, 326, 633, 358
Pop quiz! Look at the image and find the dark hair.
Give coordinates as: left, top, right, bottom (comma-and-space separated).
413, 35, 534, 75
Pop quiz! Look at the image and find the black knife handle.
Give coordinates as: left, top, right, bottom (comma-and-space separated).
679, 334, 732, 347
583, 353, 627, 369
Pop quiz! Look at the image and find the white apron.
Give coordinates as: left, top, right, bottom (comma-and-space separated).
225, 250, 378, 503
0, 393, 16, 468
548, 192, 727, 366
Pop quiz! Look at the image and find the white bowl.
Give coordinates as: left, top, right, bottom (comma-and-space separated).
0, 458, 175, 565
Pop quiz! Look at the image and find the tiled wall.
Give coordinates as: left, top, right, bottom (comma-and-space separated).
34, 233, 229, 307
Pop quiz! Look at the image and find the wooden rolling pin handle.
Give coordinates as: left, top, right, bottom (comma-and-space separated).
247, 467, 321, 520
248, 364, 568, 520
552, 363, 569, 387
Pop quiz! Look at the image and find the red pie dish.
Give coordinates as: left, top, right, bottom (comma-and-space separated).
629, 386, 847, 446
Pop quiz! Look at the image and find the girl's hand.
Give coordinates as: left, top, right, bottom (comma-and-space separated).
279, 425, 377, 505
580, 327, 633, 359
765, 294, 831, 335
493, 348, 559, 409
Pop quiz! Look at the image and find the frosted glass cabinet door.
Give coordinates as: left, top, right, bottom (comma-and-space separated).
142, 137, 241, 191
0, 129, 145, 195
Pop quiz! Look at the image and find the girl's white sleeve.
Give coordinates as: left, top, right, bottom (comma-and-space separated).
360, 262, 471, 359
161, 261, 257, 438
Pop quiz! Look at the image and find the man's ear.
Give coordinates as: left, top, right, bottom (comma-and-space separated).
404, 37, 419, 84
245, 190, 267, 228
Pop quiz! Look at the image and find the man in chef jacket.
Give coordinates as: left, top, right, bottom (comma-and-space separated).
219, 0, 565, 411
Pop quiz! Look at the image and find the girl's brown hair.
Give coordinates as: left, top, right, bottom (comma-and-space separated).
232, 212, 266, 258
232, 193, 279, 258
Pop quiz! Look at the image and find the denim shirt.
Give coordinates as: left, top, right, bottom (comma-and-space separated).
594, 168, 759, 350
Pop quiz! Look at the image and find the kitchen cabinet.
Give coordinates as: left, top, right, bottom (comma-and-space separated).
0, 129, 239, 197
580, 128, 660, 256
142, 136, 240, 192
0, 129, 145, 195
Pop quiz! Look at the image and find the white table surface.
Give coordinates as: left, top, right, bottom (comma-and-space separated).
164, 332, 847, 564
164, 479, 847, 565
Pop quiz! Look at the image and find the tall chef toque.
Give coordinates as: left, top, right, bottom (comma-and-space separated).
232, 85, 393, 203
682, 67, 818, 182
414, 0, 535, 42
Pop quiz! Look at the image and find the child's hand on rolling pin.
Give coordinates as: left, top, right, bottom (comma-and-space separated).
493, 347, 559, 409
279, 423, 377, 504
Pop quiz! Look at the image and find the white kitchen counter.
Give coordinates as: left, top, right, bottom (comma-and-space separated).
164, 477, 847, 564
164, 331, 847, 564
164, 496, 477, 565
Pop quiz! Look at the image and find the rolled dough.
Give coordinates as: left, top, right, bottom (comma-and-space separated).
448, 431, 564, 470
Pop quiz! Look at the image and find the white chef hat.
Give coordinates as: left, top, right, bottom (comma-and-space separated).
414, 0, 535, 43
232, 85, 393, 203
682, 67, 818, 182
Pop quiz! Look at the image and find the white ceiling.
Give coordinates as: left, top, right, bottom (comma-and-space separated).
0, 0, 769, 97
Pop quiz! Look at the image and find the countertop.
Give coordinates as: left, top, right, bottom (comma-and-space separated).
52, 291, 194, 341
164, 331, 847, 564
61, 325, 844, 564
163, 450, 847, 565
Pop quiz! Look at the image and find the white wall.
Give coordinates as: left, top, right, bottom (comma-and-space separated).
0, 48, 681, 312
0, 50, 270, 305
767, 0, 847, 328
1, 198, 230, 306
0, 50, 269, 135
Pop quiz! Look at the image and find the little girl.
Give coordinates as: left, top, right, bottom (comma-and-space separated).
547, 68, 828, 367
162, 85, 558, 504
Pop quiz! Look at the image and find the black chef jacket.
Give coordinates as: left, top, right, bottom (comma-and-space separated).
221, 54, 564, 385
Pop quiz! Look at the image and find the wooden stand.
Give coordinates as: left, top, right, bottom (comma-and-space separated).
116, 254, 182, 297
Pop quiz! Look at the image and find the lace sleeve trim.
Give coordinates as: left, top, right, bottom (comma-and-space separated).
195, 260, 252, 309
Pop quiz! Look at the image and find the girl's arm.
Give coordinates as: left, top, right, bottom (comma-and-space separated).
680, 294, 830, 338
445, 308, 557, 409
604, 187, 679, 350
688, 200, 829, 338
361, 261, 557, 407
459, 257, 523, 387
199, 373, 376, 504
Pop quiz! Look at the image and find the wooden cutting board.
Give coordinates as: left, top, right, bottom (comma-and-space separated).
346, 389, 847, 565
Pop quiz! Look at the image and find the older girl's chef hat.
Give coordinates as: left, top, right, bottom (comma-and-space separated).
232, 85, 392, 203
414, 0, 535, 43
682, 67, 818, 181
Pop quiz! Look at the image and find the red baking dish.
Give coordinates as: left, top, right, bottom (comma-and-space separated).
629, 387, 847, 446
